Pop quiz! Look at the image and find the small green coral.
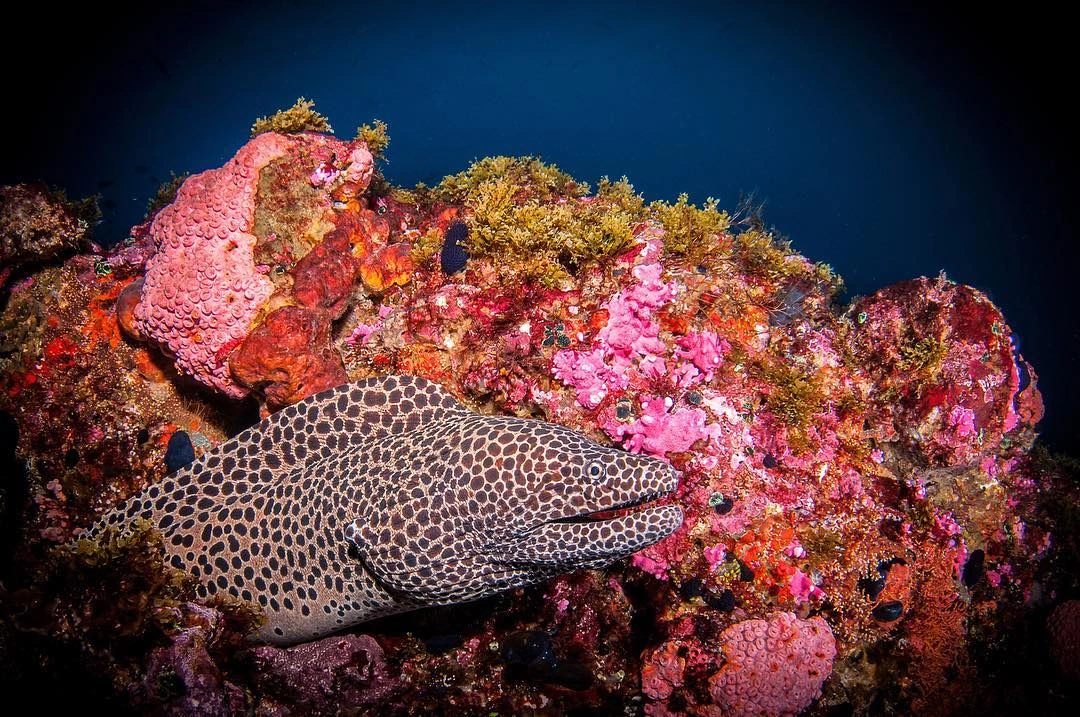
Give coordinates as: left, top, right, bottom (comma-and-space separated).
251, 97, 333, 136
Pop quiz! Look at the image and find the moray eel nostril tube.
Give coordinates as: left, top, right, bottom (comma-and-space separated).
84, 375, 683, 645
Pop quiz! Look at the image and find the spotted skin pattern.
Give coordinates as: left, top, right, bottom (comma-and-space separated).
86, 376, 683, 645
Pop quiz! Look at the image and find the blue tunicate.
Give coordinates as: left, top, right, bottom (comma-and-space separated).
680, 578, 707, 600
962, 549, 985, 587
165, 430, 195, 472
424, 633, 463, 654
704, 588, 736, 612
859, 573, 888, 602
1012, 337, 1031, 392
871, 600, 904, 622
768, 284, 807, 327
440, 221, 469, 275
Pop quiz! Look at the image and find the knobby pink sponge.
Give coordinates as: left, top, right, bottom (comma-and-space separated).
132, 132, 373, 397
132, 133, 292, 397
709, 612, 836, 717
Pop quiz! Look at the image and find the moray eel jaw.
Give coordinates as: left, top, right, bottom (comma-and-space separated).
502, 501, 684, 567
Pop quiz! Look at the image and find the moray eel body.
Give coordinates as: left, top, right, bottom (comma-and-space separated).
87, 376, 683, 645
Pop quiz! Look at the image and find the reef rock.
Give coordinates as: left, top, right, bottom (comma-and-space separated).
0, 113, 1076, 716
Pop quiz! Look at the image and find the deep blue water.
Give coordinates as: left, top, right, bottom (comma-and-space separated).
3, 1, 1076, 452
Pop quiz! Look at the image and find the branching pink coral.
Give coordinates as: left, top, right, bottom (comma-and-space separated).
551, 347, 628, 408
708, 612, 836, 717
603, 395, 709, 456
674, 330, 730, 384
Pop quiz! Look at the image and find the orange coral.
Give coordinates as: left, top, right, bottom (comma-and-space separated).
359, 243, 414, 293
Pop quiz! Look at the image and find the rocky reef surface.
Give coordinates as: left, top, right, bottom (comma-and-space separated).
1, 107, 1077, 715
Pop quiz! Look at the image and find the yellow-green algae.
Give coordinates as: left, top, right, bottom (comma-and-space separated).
751, 358, 827, 450
251, 97, 333, 137
648, 192, 730, 258
147, 172, 190, 216
15, 520, 261, 641
356, 119, 390, 161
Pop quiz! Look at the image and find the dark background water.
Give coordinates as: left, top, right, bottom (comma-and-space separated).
3, 0, 1076, 452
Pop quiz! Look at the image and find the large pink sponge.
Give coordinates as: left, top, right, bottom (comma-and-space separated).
132, 132, 293, 397
131, 132, 373, 398
709, 612, 836, 717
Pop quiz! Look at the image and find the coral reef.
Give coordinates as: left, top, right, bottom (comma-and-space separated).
0, 183, 97, 286
1, 112, 1078, 715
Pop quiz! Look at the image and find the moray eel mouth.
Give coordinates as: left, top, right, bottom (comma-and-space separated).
498, 471, 684, 566
548, 489, 676, 524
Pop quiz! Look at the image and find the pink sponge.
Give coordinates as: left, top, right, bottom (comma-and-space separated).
133, 132, 292, 397
132, 132, 373, 397
709, 612, 836, 717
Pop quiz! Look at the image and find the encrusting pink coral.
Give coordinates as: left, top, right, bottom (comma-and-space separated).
132, 132, 293, 397
708, 612, 836, 717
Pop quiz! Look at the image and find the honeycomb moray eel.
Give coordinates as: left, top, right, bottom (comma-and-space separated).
86, 376, 683, 645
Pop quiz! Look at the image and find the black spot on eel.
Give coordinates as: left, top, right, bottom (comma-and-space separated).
86, 376, 683, 645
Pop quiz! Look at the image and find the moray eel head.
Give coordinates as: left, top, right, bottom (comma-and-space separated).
346, 417, 682, 606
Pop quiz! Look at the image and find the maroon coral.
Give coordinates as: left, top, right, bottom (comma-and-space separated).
1048, 600, 1080, 680
846, 275, 1041, 466
251, 634, 397, 712
708, 612, 836, 717
0, 183, 93, 284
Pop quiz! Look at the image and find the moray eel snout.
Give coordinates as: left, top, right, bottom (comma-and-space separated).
88, 376, 684, 645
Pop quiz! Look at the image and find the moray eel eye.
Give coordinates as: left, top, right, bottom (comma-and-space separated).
586, 461, 605, 482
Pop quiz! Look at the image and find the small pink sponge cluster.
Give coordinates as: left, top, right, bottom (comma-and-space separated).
709, 612, 836, 717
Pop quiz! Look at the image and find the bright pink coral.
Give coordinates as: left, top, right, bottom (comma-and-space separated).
132, 132, 373, 397
708, 612, 836, 717
551, 347, 628, 408
597, 262, 675, 361
603, 395, 709, 457
674, 330, 730, 383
